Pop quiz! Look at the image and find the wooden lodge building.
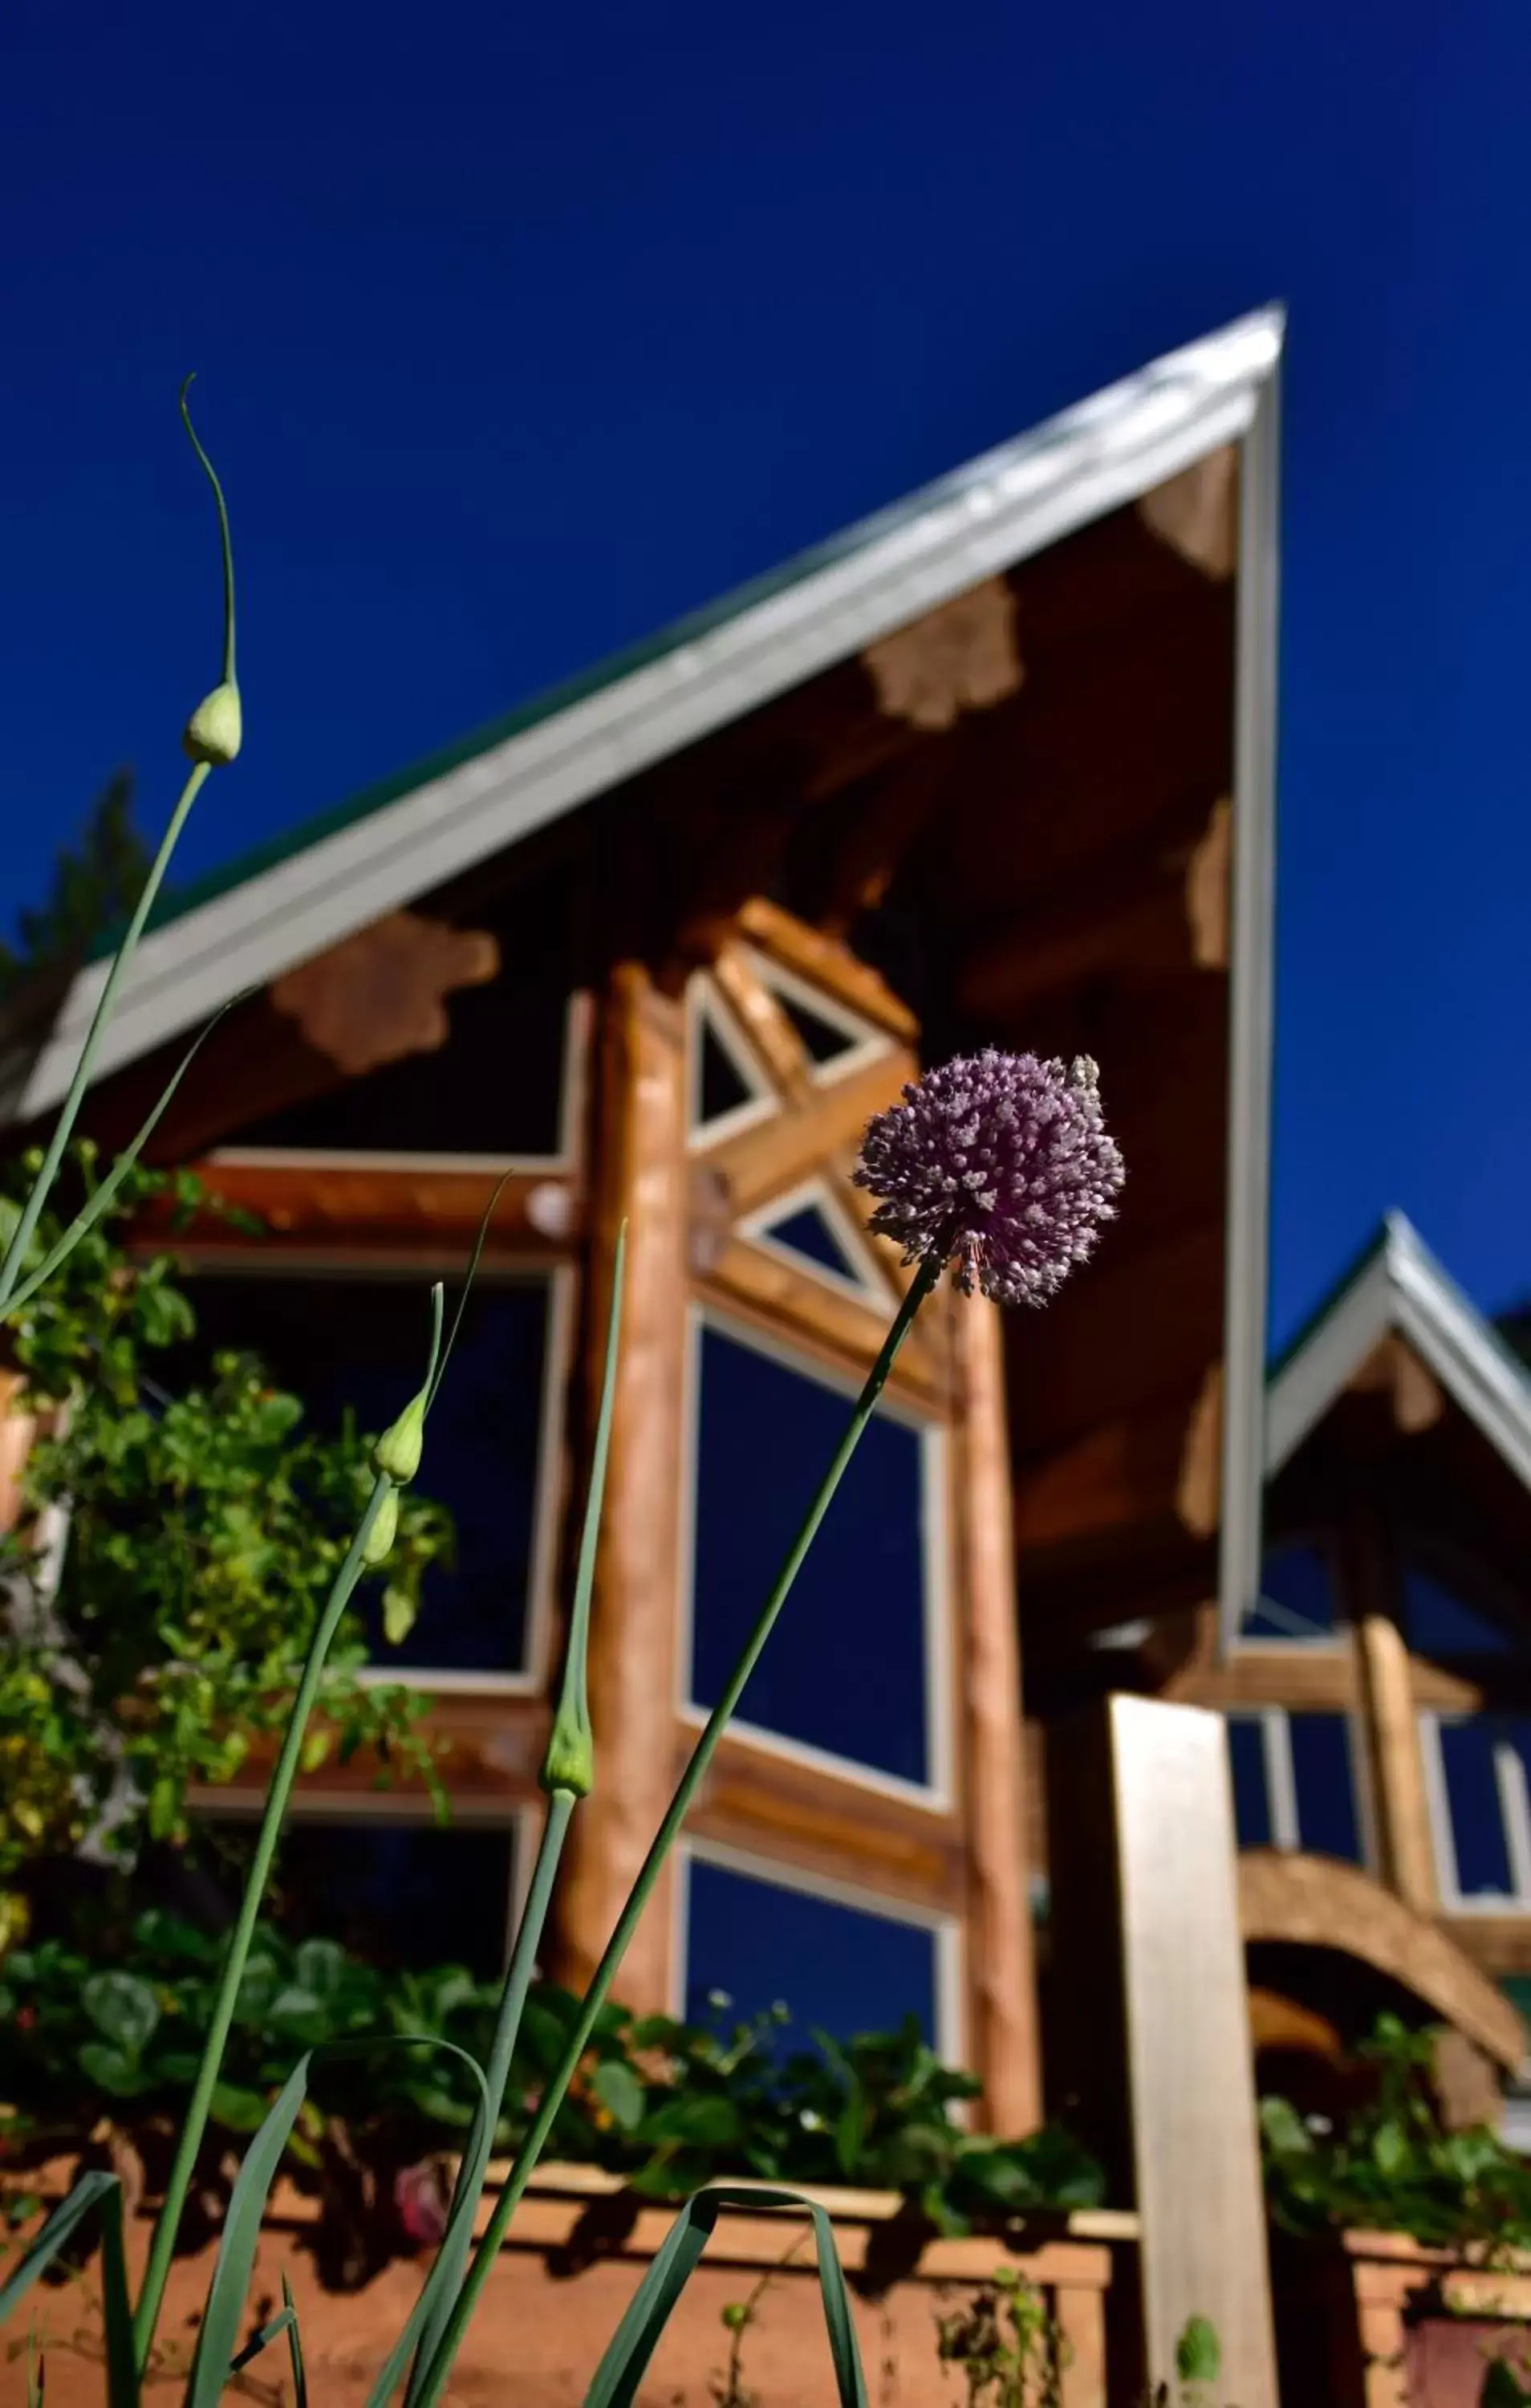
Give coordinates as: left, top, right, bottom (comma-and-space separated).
14, 306, 1525, 2182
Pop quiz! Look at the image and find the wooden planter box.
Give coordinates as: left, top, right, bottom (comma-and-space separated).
1273, 2227, 1531, 2408
10, 2160, 1135, 2408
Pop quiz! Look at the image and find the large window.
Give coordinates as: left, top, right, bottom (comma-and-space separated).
200, 1813, 522, 1980
1421, 1713, 1531, 1908
680, 1845, 952, 2054
1226, 1709, 1366, 1863
185, 1269, 565, 1682
684, 1316, 946, 1797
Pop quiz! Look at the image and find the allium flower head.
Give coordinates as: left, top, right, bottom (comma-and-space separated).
852, 1049, 1125, 1308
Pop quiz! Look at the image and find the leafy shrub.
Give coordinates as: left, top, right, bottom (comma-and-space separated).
0, 1151, 453, 1908
0, 1914, 1104, 2235
1261, 2013, 1531, 2252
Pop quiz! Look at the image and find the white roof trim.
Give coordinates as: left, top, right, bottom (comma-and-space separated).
3, 308, 1285, 1125
1265, 1211, 1531, 1493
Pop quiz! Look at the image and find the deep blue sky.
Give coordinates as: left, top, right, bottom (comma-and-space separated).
2, 2, 1527, 1348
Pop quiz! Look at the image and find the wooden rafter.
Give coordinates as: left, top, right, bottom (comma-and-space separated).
701, 1049, 915, 1209
734, 897, 919, 1041
138, 1161, 581, 1259
695, 1243, 952, 1413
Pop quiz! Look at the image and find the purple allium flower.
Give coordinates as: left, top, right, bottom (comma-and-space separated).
852, 1050, 1125, 1307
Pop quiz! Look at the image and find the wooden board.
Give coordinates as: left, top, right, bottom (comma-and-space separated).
1046, 1694, 1278, 2408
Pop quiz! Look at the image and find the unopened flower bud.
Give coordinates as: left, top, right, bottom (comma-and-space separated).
363, 1488, 399, 1567
372, 1391, 426, 1485
183, 680, 243, 767
539, 1708, 594, 1800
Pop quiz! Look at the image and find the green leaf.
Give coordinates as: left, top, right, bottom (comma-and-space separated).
636, 2094, 743, 2150
270, 1985, 335, 2046
132, 1908, 219, 1965
382, 1583, 418, 1646
1259, 2094, 1314, 2158
581, 2186, 867, 2408
82, 1969, 159, 2055
209, 2082, 273, 2133
1175, 2315, 1221, 2385
1372, 2119, 1409, 2179
78, 2041, 151, 2098
188, 2035, 491, 2408
1481, 2362, 1531, 2408
295, 1938, 346, 2001
0, 2170, 137, 2408
592, 2060, 647, 2133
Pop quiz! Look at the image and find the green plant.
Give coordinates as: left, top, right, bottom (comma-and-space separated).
0, 1148, 453, 1912
0, 1929, 1103, 2236
0, 389, 1124, 2408
1261, 2013, 1531, 2254
936, 2265, 1064, 2408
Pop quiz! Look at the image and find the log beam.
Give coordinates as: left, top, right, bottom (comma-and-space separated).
549, 963, 689, 2014
954, 1294, 1040, 2133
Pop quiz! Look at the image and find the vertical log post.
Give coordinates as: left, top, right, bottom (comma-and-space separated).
1046, 1693, 1278, 2408
550, 962, 689, 2015
954, 1293, 1040, 2134
1343, 1501, 1436, 1911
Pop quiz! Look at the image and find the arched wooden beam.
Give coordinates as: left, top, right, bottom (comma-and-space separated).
1238, 1850, 1526, 2072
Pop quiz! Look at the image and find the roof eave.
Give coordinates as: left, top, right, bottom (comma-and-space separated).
2, 307, 1285, 1130
1265, 1213, 1531, 1496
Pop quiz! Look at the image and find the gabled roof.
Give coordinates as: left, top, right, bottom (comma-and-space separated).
1, 307, 1284, 1129
1266, 1211, 1531, 1491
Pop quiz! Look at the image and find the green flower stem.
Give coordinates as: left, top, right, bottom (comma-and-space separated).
0, 763, 209, 1318
411, 1255, 940, 2408
132, 1470, 393, 2373
404, 1226, 627, 2395
402, 1787, 578, 2408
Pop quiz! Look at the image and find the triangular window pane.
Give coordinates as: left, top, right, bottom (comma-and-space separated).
776, 989, 863, 1069
700, 1019, 754, 1125
765, 1201, 867, 1286
741, 945, 892, 1085
743, 1181, 887, 1308
1243, 1541, 1338, 1641
690, 979, 775, 1143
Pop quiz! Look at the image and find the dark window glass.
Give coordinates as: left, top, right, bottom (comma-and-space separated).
697, 1018, 756, 1128
758, 1200, 867, 1287
1227, 1717, 1273, 1847
1244, 1541, 1337, 1641
689, 1327, 932, 1786
772, 988, 862, 1070
1289, 1713, 1363, 1863
685, 1857, 937, 2046
186, 1274, 551, 1674
1403, 1562, 1517, 1658
1438, 1719, 1514, 1898
209, 1819, 515, 1979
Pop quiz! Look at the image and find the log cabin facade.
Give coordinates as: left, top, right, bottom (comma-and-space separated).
0, 311, 1286, 2142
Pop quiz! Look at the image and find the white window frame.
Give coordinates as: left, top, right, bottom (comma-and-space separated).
678, 1304, 953, 1811
180, 1256, 575, 1697
735, 945, 897, 1091
686, 974, 778, 1149
1224, 1705, 1372, 1865
208, 989, 593, 1179
1419, 1709, 1531, 1912
674, 1834, 964, 2068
